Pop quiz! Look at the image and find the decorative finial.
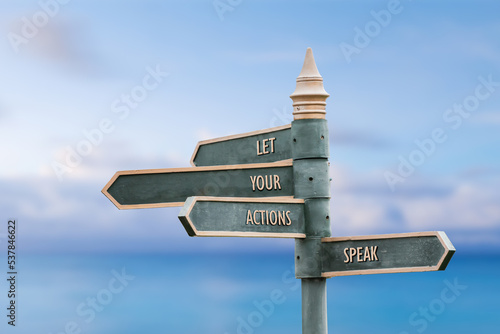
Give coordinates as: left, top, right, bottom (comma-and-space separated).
290, 48, 329, 120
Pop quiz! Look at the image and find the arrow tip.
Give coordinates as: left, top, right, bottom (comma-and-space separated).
437, 231, 456, 270
178, 197, 197, 237
290, 48, 329, 120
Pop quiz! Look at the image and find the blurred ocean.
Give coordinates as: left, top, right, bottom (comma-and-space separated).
1, 252, 498, 334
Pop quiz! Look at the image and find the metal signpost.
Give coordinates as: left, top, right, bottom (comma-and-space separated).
103, 48, 456, 333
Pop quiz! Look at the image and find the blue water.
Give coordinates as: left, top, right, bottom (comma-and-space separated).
0, 252, 498, 334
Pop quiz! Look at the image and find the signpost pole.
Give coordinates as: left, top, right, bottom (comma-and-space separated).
102, 47, 456, 333
290, 48, 331, 334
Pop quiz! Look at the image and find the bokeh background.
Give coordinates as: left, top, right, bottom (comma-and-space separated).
0, 0, 499, 333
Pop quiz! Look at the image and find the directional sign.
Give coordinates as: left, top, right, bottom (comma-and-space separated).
191, 124, 291, 167
321, 231, 455, 277
102, 160, 294, 209
101, 48, 457, 334
179, 196, 306, 238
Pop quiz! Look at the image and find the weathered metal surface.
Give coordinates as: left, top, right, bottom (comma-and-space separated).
191, 124, 291, 166
102, 161, 294, 209
321, 231, 455, 277
295, 238, 323, 278
304, 198, 331, 237
302, 279, 328, 334
293, 159, 330, 199
178, 196, 305, 238
291, 119, 329, 159
291, 49, 331, 334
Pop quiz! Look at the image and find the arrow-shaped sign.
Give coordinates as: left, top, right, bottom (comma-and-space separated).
320, 231, 455, 277
179, 196, 306, 238
102, 160, 294, 209
191, 124, 291, 167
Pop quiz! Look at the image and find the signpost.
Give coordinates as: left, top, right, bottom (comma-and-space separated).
102, 48, 456, 334
179, 196, 305, 238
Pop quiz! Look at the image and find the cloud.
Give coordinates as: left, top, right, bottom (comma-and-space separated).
6, 15, 83, 64
399, 183, 500, 230
0, 174, 183, 253
2, 131, 498, 255
4, 12, 126, 79
331, 129, 390, 149
329, 165, 500, 248
459, 166, 500, 180
0, 165, 297, 254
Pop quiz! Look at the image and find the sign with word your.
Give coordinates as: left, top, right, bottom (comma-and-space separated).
103, 161, 293, 209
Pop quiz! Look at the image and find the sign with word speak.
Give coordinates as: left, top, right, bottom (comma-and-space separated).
321, 231, 455, 277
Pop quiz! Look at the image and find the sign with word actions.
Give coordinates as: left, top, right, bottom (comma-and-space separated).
191, 124, 291, 166
179, 196, 306, 238
102, 160, 293, 209
320, 231, 455, 277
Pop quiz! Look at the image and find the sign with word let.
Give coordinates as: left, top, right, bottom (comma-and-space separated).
321, 231, 455, 277
191, 124, 291, 166
179, 196, 306, 238
102, 161, 293, 209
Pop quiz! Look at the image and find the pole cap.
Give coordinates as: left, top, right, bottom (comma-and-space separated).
290, 48, 329, 120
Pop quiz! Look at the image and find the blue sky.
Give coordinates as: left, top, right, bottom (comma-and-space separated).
0, 0, 499, 254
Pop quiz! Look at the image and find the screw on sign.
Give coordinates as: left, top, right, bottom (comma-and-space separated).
102, 48, 455, 334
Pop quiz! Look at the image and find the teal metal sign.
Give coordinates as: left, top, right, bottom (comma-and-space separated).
101, 47, 456, 334
102, 161, 293, 209
320, 231, 455, 277
179, 196, 306, 238
191, 124, 291, 166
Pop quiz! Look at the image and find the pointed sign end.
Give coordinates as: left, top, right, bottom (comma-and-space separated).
102, 173, 125, 210
178, 197, 197, 236
437, 231, 456, 270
